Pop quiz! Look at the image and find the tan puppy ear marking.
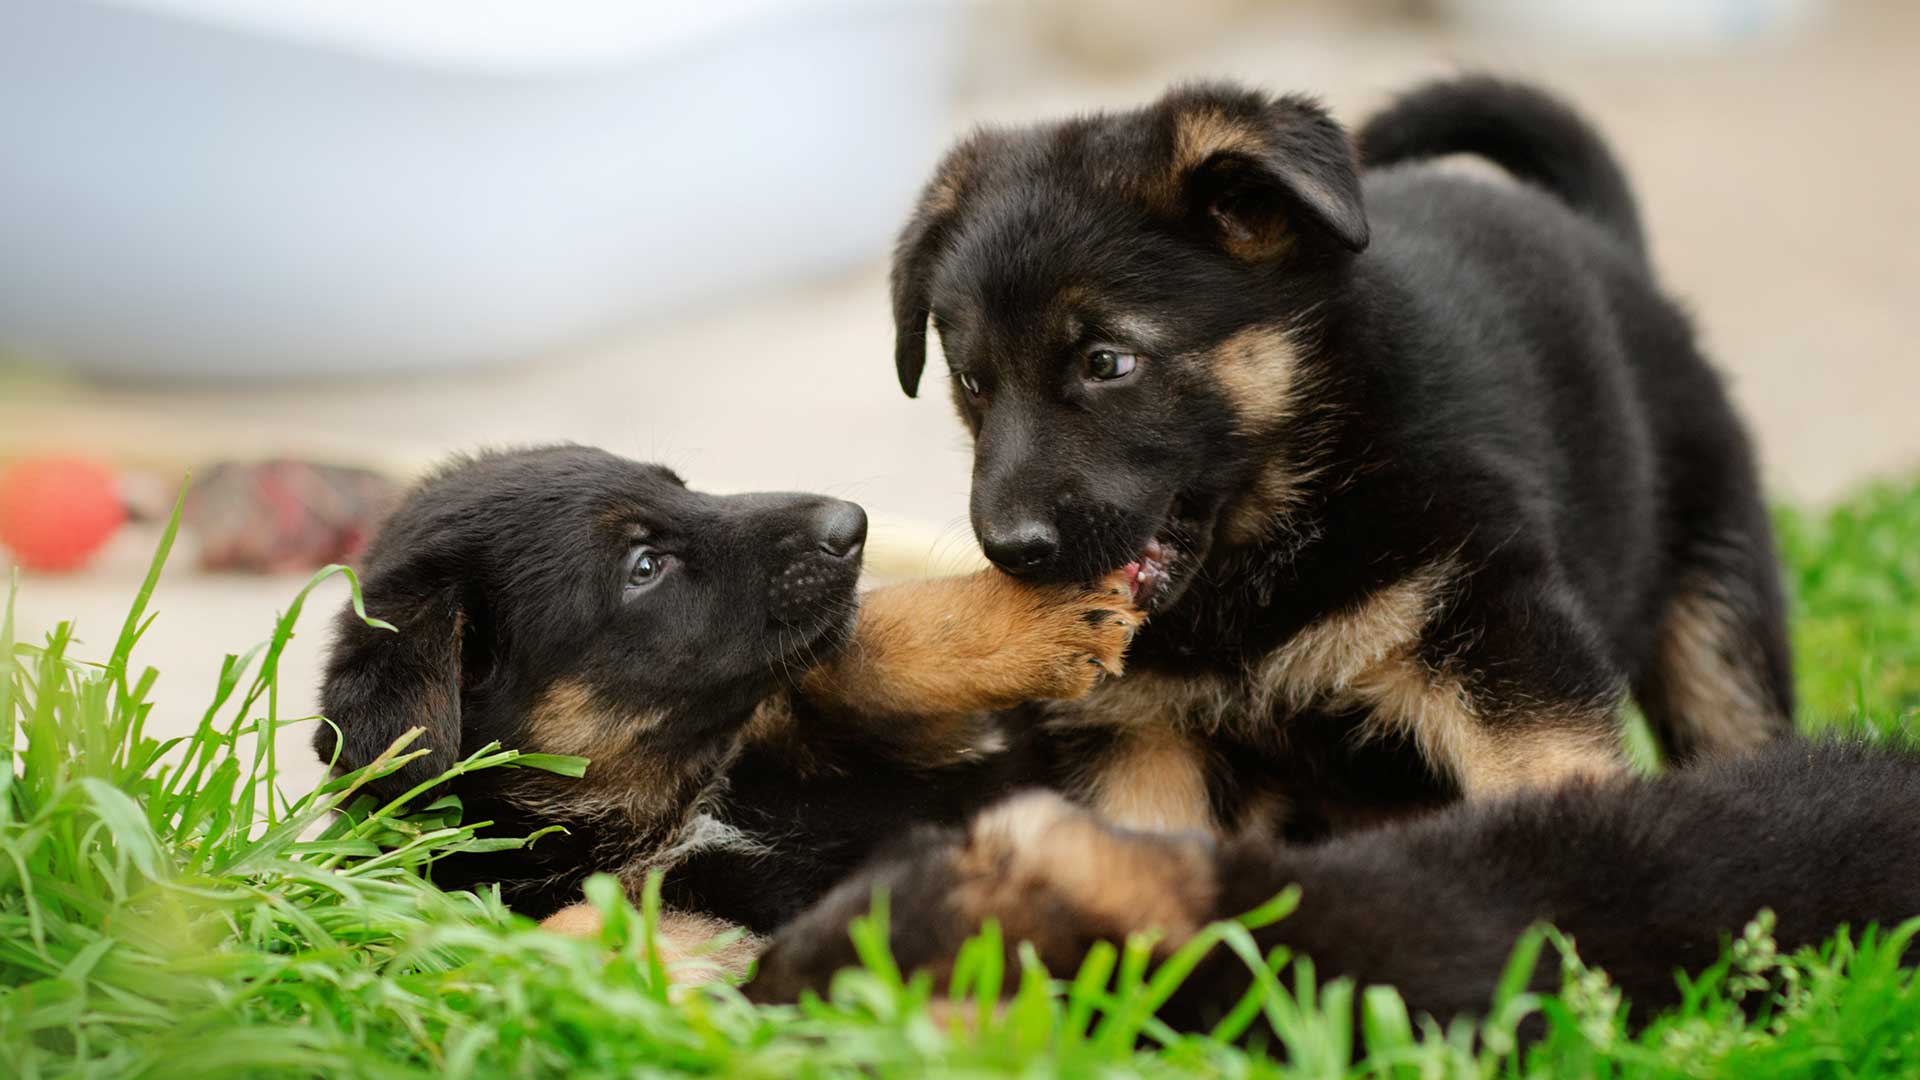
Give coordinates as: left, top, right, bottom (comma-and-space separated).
1170, 107, 1266, 182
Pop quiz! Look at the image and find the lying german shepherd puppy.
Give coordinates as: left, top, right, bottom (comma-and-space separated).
749, 739, 1920, 1033
314, 445, 1138, 958
887, 76, 1793, 834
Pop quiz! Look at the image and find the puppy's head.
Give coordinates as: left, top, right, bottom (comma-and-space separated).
314, 445, 867, 821
891, 83, 1367, 612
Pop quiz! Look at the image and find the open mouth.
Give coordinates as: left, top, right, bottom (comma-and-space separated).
1115, 493, 1218, 613
1122, 536, 1175, 608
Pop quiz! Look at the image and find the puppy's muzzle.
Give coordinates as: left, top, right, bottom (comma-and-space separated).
768, 499, 866, 626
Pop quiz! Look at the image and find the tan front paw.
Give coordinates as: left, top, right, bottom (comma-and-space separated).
1012, 571, 1142, 700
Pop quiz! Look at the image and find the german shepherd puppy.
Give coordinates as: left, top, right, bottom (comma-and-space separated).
748, 739, 1920, 1035
887, 76, 1793, 834
314, 445, 1138, 963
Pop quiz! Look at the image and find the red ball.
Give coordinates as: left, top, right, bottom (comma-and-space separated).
0, 457, 127, 572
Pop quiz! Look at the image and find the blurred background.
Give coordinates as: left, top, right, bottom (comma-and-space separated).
3, 0, 1915, 791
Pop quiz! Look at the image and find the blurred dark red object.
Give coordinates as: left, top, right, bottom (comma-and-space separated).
183, 460, 398, 574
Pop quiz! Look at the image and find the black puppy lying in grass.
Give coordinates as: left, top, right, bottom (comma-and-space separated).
750, 739, 1920, 1035
314, 445, 1140, 971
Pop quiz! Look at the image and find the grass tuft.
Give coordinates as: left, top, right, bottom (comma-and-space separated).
4, 476, 1920, 1077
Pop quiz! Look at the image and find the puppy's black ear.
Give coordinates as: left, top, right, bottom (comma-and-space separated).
316, 576, 472, 802
1170, 90, 1369, 259
891, 132, 1000, 398
891, 207, 943, 399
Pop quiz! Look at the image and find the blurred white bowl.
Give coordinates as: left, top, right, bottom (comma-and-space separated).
0, 0, 963, 379
1439, 0, 1818, 49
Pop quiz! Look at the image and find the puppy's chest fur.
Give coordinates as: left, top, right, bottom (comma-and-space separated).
1044, 564, 1471, 837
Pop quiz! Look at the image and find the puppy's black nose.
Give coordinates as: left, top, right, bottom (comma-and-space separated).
813, 500, 868, 559
980, 519, 1058, 575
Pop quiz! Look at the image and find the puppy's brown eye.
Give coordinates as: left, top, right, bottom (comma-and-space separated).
956, 371, 983, 397
625, 547, 668, 593
1086, 349, 1138, 381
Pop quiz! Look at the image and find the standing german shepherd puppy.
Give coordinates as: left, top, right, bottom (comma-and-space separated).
889, 77, 1792, 832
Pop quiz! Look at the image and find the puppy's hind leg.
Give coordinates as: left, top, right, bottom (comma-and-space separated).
1638, 549, 1795, 764
541, 904, 764, 983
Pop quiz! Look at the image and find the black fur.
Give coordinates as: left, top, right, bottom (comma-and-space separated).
1357, 75, 1646, 257
316, 446, 1041, 927
888, 76, 1792, 815
749, 739, 1920, 1037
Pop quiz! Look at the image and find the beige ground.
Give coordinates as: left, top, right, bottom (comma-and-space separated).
5, 1, 1917, 795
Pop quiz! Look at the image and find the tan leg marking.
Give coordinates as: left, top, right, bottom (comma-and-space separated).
953, 793, 1216, 944
1085, 725, 1214, 834
1253, 563, 1623, 797
540, 903, 606, 938
1647, 581, 1781, 756
540, 904, 763, 983
1046, 672, 1251, 833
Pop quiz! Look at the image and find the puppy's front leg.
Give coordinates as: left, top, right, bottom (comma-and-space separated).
800, 569, 1141, 720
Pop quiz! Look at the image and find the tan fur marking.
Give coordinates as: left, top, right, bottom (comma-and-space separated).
525, 680, 676, 801
1210, 325, 1302, 435
511, 680, 720, 831
1172, 107, 1264, 177
540, 904, 762, 983
1221, 458, 1325, 548
1205, 326, 1338, 548
1254, 563, 1623, 797
1253, 566, 1455, 715
743, 693, 795, 745
528, 680, 662, 761
954, 793, 1216, 943
539, 903, 606, 938
802, 569, 1139, 725
1650, 583, 1780, 755
1086, 726, 1214, 834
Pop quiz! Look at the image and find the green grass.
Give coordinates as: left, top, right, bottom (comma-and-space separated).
5, 479, 1920, 1079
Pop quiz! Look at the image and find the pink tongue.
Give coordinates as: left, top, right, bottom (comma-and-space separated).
1122, 541, 1170, 600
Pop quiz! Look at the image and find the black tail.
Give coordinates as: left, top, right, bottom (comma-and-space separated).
1357, 76, 1645, 259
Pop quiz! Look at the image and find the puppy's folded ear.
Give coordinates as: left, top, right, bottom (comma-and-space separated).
1168, 89, 1369, 260
891, 211, 941, 400
891, 132, 1001, 399
316, 577, 473, 802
